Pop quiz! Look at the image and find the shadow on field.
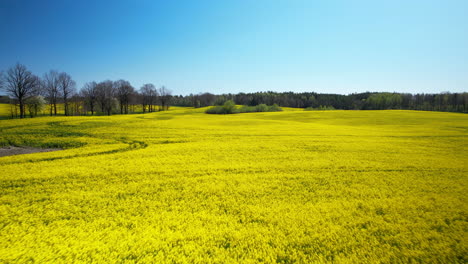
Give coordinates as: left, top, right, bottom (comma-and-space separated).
0, 146, 62, 157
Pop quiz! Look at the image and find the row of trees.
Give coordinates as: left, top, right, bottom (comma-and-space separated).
1, 63, 467, 118
171, 91, 468, 113
0, 63, 172, 118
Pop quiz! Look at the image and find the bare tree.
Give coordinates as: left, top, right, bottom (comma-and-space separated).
140, 83, 156, 113
57, 72, 76, 116
96, 80, 115, 115
115, 80, 135, 114
149, 86, 158, 112
70, 94, 83, 116
158, 86, 172, 111
129, 89, 139, 113
42, 70, 61, 116
25, 95, 46, 117
81, 82, 98, 115
0, 63, 40, 118
96, 81, 107, 113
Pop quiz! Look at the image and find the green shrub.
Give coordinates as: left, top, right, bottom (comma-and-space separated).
255, 104, 268, 112
206, 101, 282, 114
222, 100, 236, 114
206, 100, 237, 114
268, 104, 282, 112
238, 105, 256, 113
205, 106, 225, 114
305, 105, 335, 111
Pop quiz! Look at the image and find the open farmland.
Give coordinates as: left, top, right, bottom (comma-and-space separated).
0, 108, 467, 263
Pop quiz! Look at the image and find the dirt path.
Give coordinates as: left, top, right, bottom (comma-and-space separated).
0, 146, 62, 157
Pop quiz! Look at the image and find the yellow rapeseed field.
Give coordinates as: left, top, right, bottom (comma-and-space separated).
0, 108, 467, 263
0, 104, 16, 118
0, 103, 66, 118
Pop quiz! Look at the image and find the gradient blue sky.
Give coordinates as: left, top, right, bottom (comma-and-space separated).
1, 0, 467, 95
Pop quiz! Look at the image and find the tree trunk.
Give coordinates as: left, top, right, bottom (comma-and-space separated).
64, 99, 68, 116
19, 100, 24, 119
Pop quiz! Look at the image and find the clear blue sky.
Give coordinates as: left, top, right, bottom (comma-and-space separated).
1, 0, 467, 95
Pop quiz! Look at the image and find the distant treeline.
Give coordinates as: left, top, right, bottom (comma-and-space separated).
1, 63, 467, 119
172, 91, 468, 113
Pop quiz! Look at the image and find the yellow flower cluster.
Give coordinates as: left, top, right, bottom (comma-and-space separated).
0, 107, 467, 263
